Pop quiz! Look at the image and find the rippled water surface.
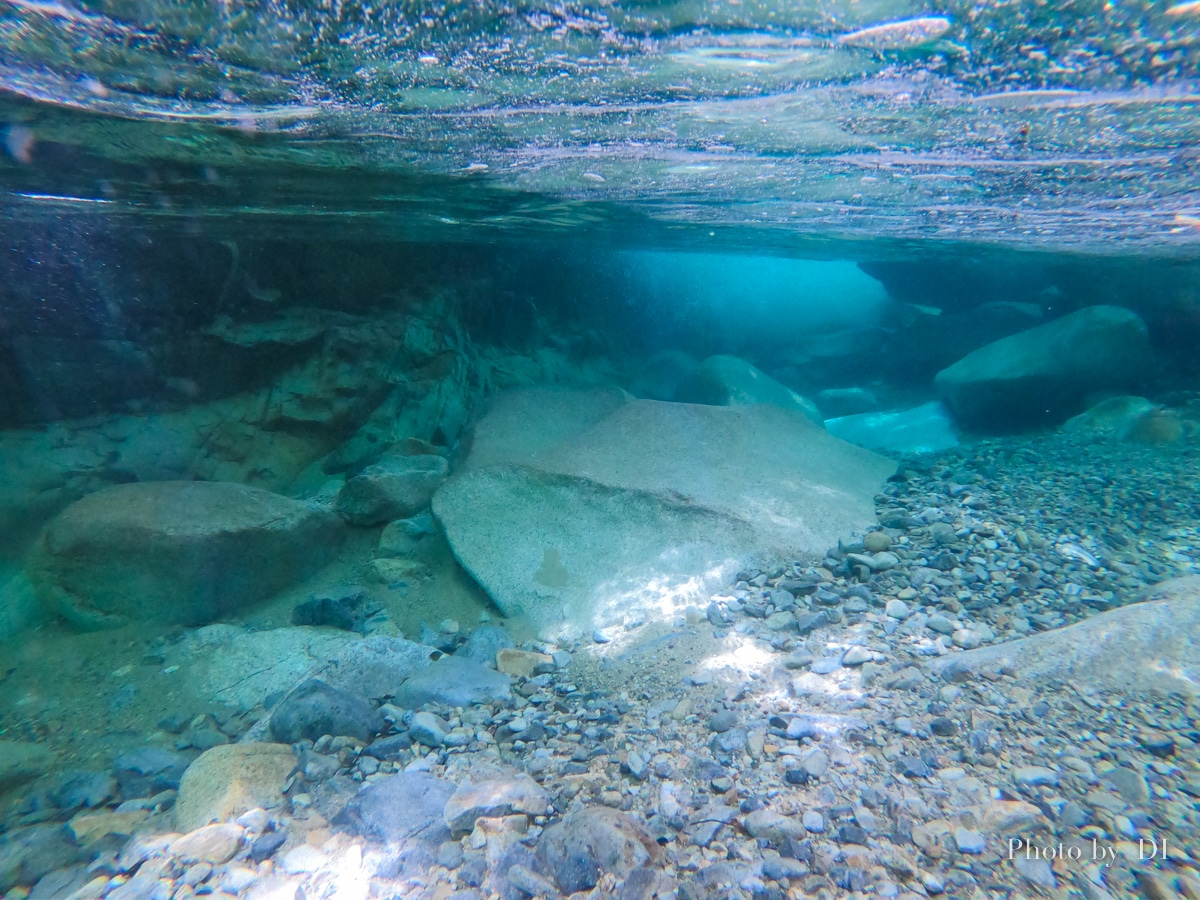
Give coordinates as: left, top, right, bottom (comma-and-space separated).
1, 0, 1198, 251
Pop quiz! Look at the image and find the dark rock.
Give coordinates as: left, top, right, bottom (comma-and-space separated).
291, 587, 367, 632
0, 825, 88, 894
363, 733, 413, 760
334, 772, 454, 845
930, 717, 957, 737
935, 305, 1152, 431
837, 824, 868, 845
537, 806, 660, 895
335, 453, 449, 525
113, 748, 193, 799
269, 679, 384, 744
52, 771, 116, 810
249, 831, 286, 863
897, 756, 932, 779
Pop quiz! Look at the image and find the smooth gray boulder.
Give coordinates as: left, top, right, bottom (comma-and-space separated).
930, 577, 1200, 697
334, 772, 454, 845
675, 354, 823, 425
934, 305, 1152, 431
433, 389, 894, 640
269, 679, 384, 743
28, 481, 344, 630
392, 655, 512, 708
335, 453, 449, 525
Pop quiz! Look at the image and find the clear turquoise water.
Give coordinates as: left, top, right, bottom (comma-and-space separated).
1, 0, 1198, 252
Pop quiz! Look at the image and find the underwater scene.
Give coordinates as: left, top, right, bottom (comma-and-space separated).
2, 0, 1200, 898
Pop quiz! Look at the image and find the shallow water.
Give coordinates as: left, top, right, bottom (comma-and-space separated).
1, 1, 1199, 898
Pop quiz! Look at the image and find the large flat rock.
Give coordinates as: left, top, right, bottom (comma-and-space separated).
934, 305, 1152, 431
28, 481, 344, 630
930, 577, 1200, 697
433, 389, 894, 640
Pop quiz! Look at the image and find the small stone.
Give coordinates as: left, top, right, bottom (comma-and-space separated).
709, 710, 739, 733
870, 551, 900, 571
801, 749, 829, 779
170, 823, 245, 865
443, 775, 549, 834
927, 614, 956, 635
785, 717, 817, 740
842, 646, 873, 666
1140, 731, 1176, 758
1014, 766, 1058, 787
929, 717, 957, 737
1014, 854, 1057, 888
269, 679, 383, 744
436, 840, 464, 869
897, 756, 931, 779
811, 657, 841, 674
954, 828, 985, 854
742, 810, 804, 843
495, 648, 553, 679
952, 629, 982, 649
1102, 767, 1149, 804
710, 776, 733, 793
838, 824, 868, 845
864, 532, 892, 552
885, 599, 910, 619
249, 831, 286, 863
408, 711, 448, 748
625, 752, 648, 781
765, 611, 796, 631
802, 810, 825, 833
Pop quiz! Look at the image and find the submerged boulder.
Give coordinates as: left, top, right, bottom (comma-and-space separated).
28, 481, 344, 630
174, 744, 296, 832
675, 354, 823, 424
334, 452, 449, 525
826, 401, 958, 455
1063, 395, 1154, 435
934, 305, 1152, 431
930, 576, 1200, 697
433, 387, 893, 640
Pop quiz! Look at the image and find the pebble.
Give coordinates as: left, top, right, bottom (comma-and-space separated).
885, 598, 910, 619
951, 628, 982, 649
954, 828, 986, 854
863, 532, 892, 552
802, 810, 825, 833
811, 657, 841, 674
1015, 766, 1059, 787
708, 710, 739, 733
842, 645, 873, 665
801, 748, 829, 779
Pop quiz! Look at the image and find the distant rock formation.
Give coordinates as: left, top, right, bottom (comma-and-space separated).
935, 305, 1152, 431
